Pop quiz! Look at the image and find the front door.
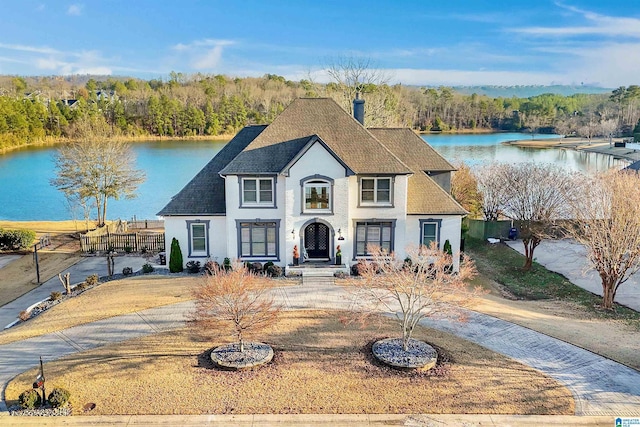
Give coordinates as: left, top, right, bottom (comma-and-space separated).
304, 223, 330, 259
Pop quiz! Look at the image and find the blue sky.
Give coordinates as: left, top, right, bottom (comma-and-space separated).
1, 0, 639, 87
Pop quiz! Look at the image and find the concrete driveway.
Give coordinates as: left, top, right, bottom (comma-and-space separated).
505, 239, 640, 312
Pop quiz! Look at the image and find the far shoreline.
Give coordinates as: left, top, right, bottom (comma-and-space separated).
503, 137, 640, 163
0, 134, 234, 155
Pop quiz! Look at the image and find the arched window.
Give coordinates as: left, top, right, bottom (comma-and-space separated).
300, 175, 333, 213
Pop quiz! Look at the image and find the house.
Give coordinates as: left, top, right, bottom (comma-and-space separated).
158, 97, 466, 271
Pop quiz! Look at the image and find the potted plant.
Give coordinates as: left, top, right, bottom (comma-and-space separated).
335, 245, 342, 265
293, 245, 300, 265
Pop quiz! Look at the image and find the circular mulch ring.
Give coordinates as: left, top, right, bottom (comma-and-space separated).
210, 342, 274, 370
372, 338, 437, 370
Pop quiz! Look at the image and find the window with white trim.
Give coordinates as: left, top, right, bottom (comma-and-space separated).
242, 178, 274, 206
355, 221, 393, 256
419, 218, 442, 249
304, 180, 331, 211
421, 222, 438, 247
360, 177, 392, 205
186, 220, 210, 257
239, 222, 278, 258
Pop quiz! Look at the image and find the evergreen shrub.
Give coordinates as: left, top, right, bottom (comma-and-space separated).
169, 238, 183, 273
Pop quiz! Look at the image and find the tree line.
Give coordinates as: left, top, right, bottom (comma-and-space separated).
2, 72, 640, 151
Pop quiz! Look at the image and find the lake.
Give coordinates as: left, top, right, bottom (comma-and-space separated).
0, 133, 627, 221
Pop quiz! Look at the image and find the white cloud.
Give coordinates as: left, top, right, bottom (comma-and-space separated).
169, 39, 235, 71
0, 43, 61, 55
512, 4, 640, 38
67, 4, 83, 16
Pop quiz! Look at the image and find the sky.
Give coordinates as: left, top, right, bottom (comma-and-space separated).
0, 0, 639, 87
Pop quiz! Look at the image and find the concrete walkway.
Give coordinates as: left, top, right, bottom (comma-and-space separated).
1, 276, 639, 419
0, 256, 152, 329
505, 239, 640, 312
0, 254, 21, 270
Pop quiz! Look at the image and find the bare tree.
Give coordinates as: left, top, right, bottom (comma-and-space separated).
191, 263, 280, 352
498, 163, 577, 271
451, 162, 482, 218
347, 244, 479, 351
566, 170, 640, 309
52, 135, 145, 227
475, 163, 511, 221
322, 56, 399, 127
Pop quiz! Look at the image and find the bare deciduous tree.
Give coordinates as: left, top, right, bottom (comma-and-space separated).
347, 244, 479, 351
566, 170, 640, 309
499, 163, 577, 271
475, 163, 510, 221
321, 56, 399, 127
191, 263, 280, 352
476, 163, 577, 270
451, 162, 482, 218
52, 135, 145, 227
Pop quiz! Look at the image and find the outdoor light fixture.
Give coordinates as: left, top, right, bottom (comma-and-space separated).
291, 229, 295, 239
337, 228, 345, 241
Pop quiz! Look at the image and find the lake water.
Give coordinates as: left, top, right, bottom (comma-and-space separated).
0, 133, 627, 221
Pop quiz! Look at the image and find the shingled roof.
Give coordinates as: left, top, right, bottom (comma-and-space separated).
369, 128, 466, 215
367, 128, 455, 172
221, 98, 411, 175
160, 98, 466, 217
157, 125, 266, 216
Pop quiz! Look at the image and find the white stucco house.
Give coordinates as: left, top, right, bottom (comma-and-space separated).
158, 97, 466, 271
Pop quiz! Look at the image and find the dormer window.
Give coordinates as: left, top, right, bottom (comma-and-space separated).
359, 177, 392, 206
300, 175, 334, 214
241, 177, 275, 207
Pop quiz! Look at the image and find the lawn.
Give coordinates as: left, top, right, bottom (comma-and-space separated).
5, 310, 574, 415
0, 252, 81, 307
0, 275, 197, 344
464, 237, 640, 323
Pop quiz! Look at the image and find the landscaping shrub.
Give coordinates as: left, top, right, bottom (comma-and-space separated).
252, 262, 263, 274
443, 239, 453, 256
124, 245, 132, 254
19, 310, 30, 321
122, 267, 133, 275
142, 263, 154, 274
169, 238, 183, 273
47, 387, 71, 408
74, 282, 88, 291
266, 264, 282, 277
263, 261, 274, 271
351, 260, 366, 276
85, 274, 99, 287
50, 291, 62, 301
18, 389, 41, 409
223, 257, 232, 271
0, 228, 36, 250
186, 260, 201, 274
204, 260, 219, 275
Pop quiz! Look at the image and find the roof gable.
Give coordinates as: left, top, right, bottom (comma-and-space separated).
222, 98, 411, 175
157, 125, 266, 216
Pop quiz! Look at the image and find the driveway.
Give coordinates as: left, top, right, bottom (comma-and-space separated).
505, 239, 640, 312
0, 255, 153, 329
1, 277, 639, 416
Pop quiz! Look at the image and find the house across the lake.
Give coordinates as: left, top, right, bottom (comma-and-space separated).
158, 97, 466, 271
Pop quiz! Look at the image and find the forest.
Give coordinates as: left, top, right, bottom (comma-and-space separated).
1, 71, 640, 151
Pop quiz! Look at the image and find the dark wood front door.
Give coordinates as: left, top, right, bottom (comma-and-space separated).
304, 223, 330, 259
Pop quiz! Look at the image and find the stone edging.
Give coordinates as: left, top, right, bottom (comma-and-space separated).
372, 338, 437, 370
210, 342, 274, 370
